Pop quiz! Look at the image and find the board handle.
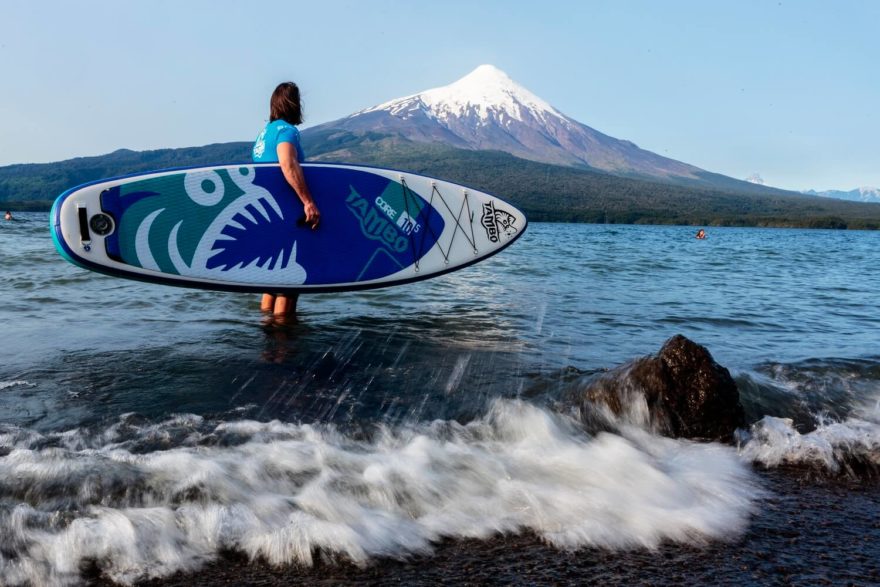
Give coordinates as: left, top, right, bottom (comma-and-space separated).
77, 204, 91, 249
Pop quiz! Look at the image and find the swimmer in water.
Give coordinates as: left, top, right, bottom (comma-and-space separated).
696, 229, 706, 239
4, 211, 11, 221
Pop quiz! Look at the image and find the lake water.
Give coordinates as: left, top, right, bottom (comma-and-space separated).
1, 212, 878, 585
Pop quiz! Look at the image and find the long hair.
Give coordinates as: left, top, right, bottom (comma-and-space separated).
269, 82, 303, 124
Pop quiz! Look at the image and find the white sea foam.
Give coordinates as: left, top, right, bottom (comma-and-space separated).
0, 400, 759, 586
740, 390, 880, 472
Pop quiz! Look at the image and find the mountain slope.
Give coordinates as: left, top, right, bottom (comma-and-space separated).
306, 65, 743, 190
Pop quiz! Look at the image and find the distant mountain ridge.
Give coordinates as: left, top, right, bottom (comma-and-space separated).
803, 187, 880, 203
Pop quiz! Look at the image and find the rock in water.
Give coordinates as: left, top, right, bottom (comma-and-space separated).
577, 335, 745, 441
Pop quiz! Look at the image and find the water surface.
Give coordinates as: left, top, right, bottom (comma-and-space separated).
1, 214, 878, 585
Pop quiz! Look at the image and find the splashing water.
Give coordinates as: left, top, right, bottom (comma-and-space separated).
0, 400, 758, 586
739, 385, 880, 473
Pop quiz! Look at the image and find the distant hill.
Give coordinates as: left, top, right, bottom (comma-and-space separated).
0, 143, 251, 209
4, 138, 879, 229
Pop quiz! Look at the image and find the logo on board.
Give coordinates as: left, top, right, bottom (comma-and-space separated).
345, 186, 422, 253
480, 201, 518, 243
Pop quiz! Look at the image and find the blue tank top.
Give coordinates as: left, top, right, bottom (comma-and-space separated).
252, 120, 305, 163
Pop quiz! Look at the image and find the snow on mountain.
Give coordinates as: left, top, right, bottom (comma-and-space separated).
307, 65, 704, 181
803, 186, 880, 203
359, 64, 565, 126
746, 173, 765, 185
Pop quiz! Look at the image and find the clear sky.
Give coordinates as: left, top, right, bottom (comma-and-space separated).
1, 0, 877, 191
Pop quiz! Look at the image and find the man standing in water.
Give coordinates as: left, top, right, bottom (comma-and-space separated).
252, 82, 320, 320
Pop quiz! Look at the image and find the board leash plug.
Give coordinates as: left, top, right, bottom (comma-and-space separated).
89, 213, 114, 236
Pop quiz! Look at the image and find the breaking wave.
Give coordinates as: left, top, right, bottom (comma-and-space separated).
0, 400, 758, 586
740, 389, 880, 475
735, 361, 880, 475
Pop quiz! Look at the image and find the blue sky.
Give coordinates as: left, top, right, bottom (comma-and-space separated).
1, 0, 877, 191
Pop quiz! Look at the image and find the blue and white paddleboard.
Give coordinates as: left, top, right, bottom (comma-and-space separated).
51, 163, 526, 293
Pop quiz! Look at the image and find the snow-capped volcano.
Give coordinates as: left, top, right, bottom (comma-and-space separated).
306, 65, 707, 181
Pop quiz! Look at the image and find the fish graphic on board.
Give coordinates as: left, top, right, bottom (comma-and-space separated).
102, 166, 307, 284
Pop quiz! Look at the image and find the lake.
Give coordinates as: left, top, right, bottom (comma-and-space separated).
1, 213, 878, 585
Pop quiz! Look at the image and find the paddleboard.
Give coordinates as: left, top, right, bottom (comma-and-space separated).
50, 163, 526, 293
